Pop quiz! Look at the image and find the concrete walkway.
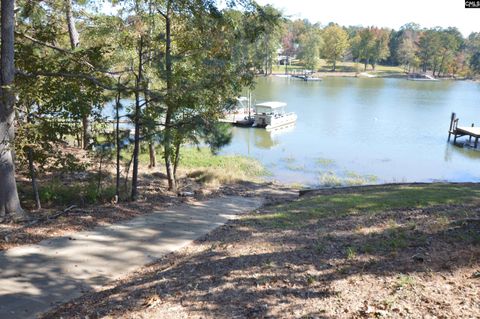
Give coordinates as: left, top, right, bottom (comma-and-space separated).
0, 196, 262, 319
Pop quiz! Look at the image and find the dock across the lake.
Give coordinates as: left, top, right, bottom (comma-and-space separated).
448, 112, 480, 147
290, 70, 322, 81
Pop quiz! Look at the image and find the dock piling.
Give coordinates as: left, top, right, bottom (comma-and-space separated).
448, 112, 456, 142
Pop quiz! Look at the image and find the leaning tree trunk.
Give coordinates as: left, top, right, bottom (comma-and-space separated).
0, 0, 26, 220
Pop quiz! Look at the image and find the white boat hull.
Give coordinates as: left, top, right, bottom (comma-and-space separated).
253, 113, 297, 130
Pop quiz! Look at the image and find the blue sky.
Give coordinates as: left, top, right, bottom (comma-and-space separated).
256, 0, 480, 36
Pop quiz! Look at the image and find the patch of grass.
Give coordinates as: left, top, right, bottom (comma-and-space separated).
247, 184, 480, 229
427, 216, 450, 233
305, 274, 317, 285
251, 211, 305, 229
343, 171, 378, 186
345, 246, 357, 260
383, 228, 408, 251
182, 148, 267, 185
395, 275, 415, 290
263, 260, 276, 268
289, 183, 305, 190
271, 64, 305, 73
315, 157, 335, 167
24, 178, 117, 207
318, 171, 343, 187
316, 60, 404, 75
314, 241, 326, 253
318, 171, 377, 187
286, 164, 306, 172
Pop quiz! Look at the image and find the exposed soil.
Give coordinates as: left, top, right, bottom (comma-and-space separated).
39, 184, 480, 319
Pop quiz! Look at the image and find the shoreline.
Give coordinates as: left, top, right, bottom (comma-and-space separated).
267, 71, 475, 81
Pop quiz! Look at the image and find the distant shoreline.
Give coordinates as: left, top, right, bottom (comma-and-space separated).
266, 71, 474, 81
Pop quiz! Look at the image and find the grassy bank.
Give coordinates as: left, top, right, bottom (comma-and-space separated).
179, 147, 267, 185
253, 183, 480, 229
18, 146, 266, 208
137, 146, 267, 186
42, 183, 480, 318
272, 60, 406, 77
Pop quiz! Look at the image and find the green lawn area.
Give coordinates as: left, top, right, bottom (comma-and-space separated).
179, 147, 267, 184
132, 146, 267, 185
272, 59, 405, 76
250, 183, 480, 229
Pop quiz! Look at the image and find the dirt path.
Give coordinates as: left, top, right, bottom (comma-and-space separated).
0, 196, 264, 319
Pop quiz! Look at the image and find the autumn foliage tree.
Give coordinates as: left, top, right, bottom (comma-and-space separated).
321, 24, 349, 71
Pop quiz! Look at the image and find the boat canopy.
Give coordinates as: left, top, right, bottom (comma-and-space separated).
255, 101, 287, 114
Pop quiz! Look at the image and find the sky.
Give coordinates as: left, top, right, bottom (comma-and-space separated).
255, 0, 480, 36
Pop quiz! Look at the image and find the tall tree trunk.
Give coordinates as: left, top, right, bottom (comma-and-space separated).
124, 153, 133, 193
131, 36, 143, 201
82, 114, 90, 149
439, 53, 446, 78
0, 0, 26, 221
145, 1, 155, 171
65, 0, 79, 49
115, 88, 121, 201
264, 34, 269, 76
148, 143, 156, 168
333, 52, 337, 71
97, 152, 103, 194
65, 0, 89, 152
173, 139, 181, 183
163, 0, 176, 192
27, 147, 41, 210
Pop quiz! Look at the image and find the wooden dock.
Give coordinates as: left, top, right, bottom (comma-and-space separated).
448, 112, 480, 147
220, 113, 254, 127
290, 70, 322, 81
291, 75, 322, 81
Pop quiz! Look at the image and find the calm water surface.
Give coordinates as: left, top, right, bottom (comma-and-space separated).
219, 77, 480, 186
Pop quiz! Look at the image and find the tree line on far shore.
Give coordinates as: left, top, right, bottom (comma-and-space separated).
258, 19, 480, 77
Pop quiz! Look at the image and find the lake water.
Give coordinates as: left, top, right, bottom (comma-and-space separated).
219, 77, 480, 186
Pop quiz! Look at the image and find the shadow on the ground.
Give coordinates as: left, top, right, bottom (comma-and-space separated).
40, 184, 480, 319
0, 195, 266, 319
